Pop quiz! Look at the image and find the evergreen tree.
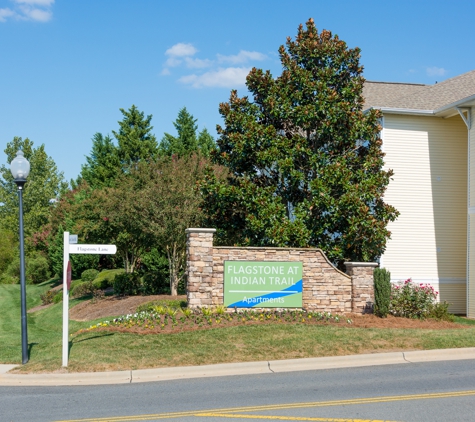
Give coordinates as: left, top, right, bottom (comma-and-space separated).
79, 133, 120, 189
197, 128, 216, 158
159, 107, 214, 157
202, 19, 399, 268
0, 228, 16, 277
0, 137, 68, 241
112, 105, 158, 168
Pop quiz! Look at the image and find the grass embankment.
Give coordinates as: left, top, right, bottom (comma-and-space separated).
1, 282, 475, 373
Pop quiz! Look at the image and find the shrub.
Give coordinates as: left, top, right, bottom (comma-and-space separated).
69, 280, 84, 297
93, 269, 125, 290
26, 253, 51, 284
1, 253, 50, 285
53, 292, 63, 304
40, 290, 55, 305
142, 272, 170, 295
92, 289, 105, 302
81, 269, 99, 282
136, 299, 187, 312
113, 273, 142, 296
71, 280, 95, 298
373, 268, 391, 318
0, 273, 17, 284
2, 257, 19, 284
390, 278, 437, 319
428, 301, 455, 322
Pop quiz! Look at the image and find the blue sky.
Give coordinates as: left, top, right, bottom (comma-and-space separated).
1, 0, 474, 183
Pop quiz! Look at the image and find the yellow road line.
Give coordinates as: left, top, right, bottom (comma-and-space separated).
198, 413, 399, 421
55, 389, 475, 422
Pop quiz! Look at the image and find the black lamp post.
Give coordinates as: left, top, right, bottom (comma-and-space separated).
10, 150, 30, 364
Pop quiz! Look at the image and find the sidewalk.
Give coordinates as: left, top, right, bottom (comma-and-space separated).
1, 347, 474, 386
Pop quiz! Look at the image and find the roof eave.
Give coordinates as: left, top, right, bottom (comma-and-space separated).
365, 107, 435, 116
434, 93, 475, 115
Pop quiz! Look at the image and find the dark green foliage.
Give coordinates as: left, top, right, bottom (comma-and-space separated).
79, 133, 121, 189
113, 272, 142, 296
26, 252, 51, 284
0, 228, 16, 276
159, 107, 215, 157
70, 281, 88, 298
0, 137, 68, 241
202, 19, 398, 268
93, 269, 125, 289
69, 279, 83, 296
428, 301, 455, 322
142, 272, 170, 295
70, 280, 98, 299
197, 128, 216, 157
48, 226, 99, 279
53, 291, 63, 304
79, 155, 209, 293
112, 105, 158, 169
373, 268, 391, 317
81, 269, 99, 282
1, 256, 19, 284
70, 254, 100, 280
140, 249, 170, 294
160, 107, 198, 156
48, 226, 64, 278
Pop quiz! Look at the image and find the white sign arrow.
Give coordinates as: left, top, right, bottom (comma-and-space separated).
69, 244, 117, 254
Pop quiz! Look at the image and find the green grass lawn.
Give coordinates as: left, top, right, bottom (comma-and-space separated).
2, 283, 475, 373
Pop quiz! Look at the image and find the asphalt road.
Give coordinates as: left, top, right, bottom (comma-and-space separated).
1, 359, 475, 422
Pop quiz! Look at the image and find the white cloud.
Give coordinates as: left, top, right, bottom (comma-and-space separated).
14, 0, 54, 5
162, 44, 267, 88
1, 0, 54, 22
18, 5, 52, 22
165, 43, 197, 58
185, 57, 213, 69
163, 43, 199, 73
426, 66, 447, 77
217, 50, 267, 64
179, 67, 251, 88
165, 56, 183, 68
0, 8, 15, 22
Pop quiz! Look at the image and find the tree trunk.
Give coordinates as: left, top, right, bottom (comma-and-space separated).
167, 243, 184, 296
123, 250, 136, 273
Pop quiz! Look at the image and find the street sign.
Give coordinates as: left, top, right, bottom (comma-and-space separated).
69, 244, 117, 254
66, 261, 72, 291
62, 232, 117, 368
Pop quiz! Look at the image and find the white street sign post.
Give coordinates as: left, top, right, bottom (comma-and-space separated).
62, 232, 116, 367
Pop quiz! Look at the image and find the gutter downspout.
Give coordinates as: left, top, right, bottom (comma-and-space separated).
460, 107, 472, 317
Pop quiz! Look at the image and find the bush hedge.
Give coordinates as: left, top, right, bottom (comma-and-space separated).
373, 268, 391, 318
113, 272, 142, 296
81, 269, 99, 282
94, 269, 124, 290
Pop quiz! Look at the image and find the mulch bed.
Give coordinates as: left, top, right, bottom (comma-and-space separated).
63, 295, 470, 335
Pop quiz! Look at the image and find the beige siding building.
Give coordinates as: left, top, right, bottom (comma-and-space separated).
363, 70, 475, 316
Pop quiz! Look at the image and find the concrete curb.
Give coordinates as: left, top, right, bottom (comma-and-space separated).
1, 348, 474, 386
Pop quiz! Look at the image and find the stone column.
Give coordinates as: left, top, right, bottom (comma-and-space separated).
344, 262, 378, 314
185, 228, 216, 309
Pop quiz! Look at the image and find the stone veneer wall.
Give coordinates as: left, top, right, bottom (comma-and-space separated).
186, 228, 377, 314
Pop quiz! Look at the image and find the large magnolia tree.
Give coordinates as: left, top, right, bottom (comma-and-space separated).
202, 19, 399, 268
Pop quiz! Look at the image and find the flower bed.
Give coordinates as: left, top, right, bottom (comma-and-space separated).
82, 308, 353, 334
